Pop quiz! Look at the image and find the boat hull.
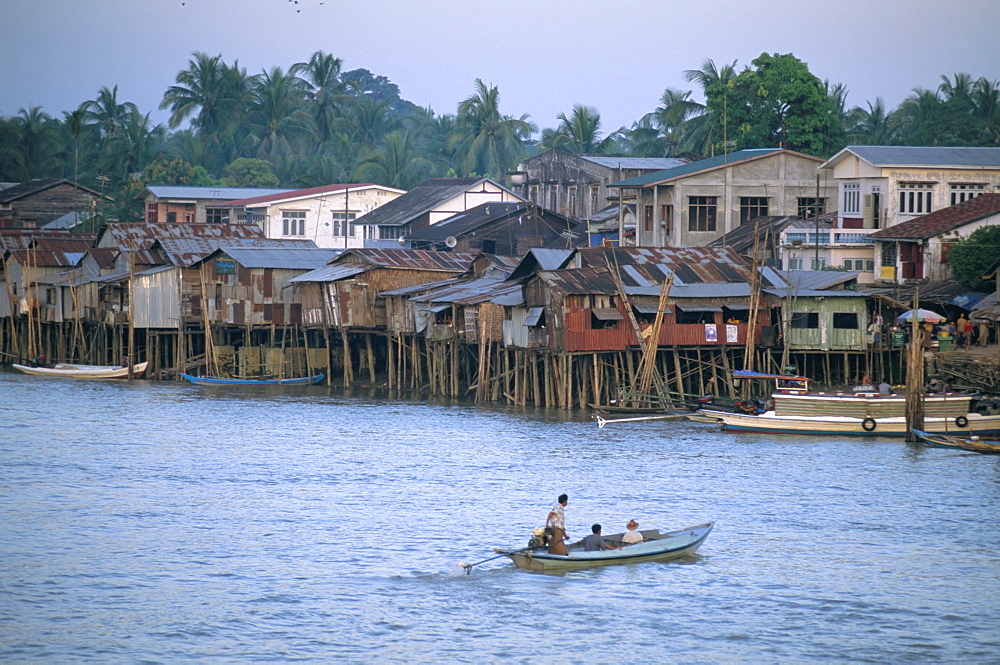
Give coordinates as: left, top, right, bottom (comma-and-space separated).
506, 523, 713, 572
702, 409, 1000, 437
179, 372, 325, 386
912, 429, 1000, 454
12, 362, 148, 379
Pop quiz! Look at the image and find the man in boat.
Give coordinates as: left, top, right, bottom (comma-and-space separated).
924, 378, 940, 393
546, 494, 570, 554
878, 380, 892, 395
581, 524, 619, 551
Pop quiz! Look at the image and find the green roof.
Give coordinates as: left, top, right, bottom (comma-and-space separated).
610, 148, 787, 188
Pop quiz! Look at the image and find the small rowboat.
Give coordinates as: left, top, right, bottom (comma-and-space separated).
503, 522, 714, 572
179, 372, 325, 386
13, 361, 148, 380
912, 429, 1000, 454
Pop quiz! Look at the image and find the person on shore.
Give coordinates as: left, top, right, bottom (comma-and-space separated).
979, 320, 989, 347
957, 315, 968, 349
581, 524, 618, 552
546, 494, 569, 555
622, 519, 643, 545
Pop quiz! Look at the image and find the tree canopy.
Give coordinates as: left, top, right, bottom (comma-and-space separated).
947, 225, 1000, 292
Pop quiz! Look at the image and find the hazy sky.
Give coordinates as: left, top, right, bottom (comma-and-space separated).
4, 0, 999, 136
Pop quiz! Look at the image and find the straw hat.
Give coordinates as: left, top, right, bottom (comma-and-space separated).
626, 519, 638, 530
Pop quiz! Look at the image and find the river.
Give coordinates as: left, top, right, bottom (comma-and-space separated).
1, 372, 998, 663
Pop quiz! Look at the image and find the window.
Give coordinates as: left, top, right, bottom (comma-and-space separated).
548, 185, 559, 211
644, 205, 653, 233
529, 185, 539, 204
881, 242, 896, 267
331, 211, 358, 237
688, 196, 717, 232
146, 203, 157, 224
797, 197, 826, 218
899, 182, 934, 215
282, 210, 307, 236
362, 225, 378, 240
166, 211, 177, 223
810, 258, 827, 270
790, 312, 819, 329
940, 241, 956, 263
843, 258, 875, 271
567, 186, 577, 215
833, 313, 859, 329
787, 257, 803, 270
379, 226, 404, 240
206, 207, 227, 224
843, 183, 860, 215
236, 211, 266, 224
740, 197, 769, 224
590, 186, 601, 215
950, 184, 986, 205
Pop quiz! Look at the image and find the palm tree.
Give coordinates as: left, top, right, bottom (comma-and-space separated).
550, 105, 616, 154
160, 52, 250, 139
345, 94, 399, 148
847, 98, 899, 145
292, 51, 346, 146
971, 77, 1000, 144
897, 88, 946, 144
83, 85, 139, 140
103, 108, 165, 181
244, 66, 314, 164
633, 88, 704, 156
451, 79, 535, 178
61, 105, 88, 183
683, 59, 738, 155
2, 106, 63, 180
353, 131, 434, 189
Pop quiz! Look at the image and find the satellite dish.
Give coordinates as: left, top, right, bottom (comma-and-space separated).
445, 236, 458, 248
397, 236, 407, 246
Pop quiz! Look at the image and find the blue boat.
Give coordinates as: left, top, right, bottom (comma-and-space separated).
180, 373, 325, 386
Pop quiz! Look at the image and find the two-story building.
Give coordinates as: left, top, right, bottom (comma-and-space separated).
139, 185, 291, 225
609, 149, 834, 248
216, 183, 406, 250
818, 146, 1000, 283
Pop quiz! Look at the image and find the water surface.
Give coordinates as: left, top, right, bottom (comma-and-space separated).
1, 373, 998, 662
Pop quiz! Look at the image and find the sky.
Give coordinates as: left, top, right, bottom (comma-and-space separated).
3, 0, 999, 137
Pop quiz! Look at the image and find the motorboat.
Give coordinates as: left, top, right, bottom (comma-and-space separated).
179, 372, 325, 386
912, 429, 1000, 454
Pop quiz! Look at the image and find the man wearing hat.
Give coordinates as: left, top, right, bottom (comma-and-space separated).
622, 519, 643, 545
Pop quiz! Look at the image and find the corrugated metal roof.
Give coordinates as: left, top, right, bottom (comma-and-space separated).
33, 268, 86, 286
152, 237, 317, 267
580, 156, 690, 170
826, 146, 1000, 169
288, 264, 369, 283
99, 222, 267, 251
869, 193, 1000, 240
8, 248, 81, 267
144, 186, 291, 201
765, 269, 859, 291
382, 276, 465, 297
209, 247, 341, 269
341, 248, 476, 272
610, 149, 787, 188
409, 275, 516, 305
576, 246, 753, 284
351, 178, 498, 228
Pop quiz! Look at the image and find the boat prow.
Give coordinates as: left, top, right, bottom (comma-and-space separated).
912, 429, 1000, 454
505, 522, 714, 572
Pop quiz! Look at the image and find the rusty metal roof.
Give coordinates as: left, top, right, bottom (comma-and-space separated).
204, 247, 341, 270
8, 248, 82, 268
575, 246, 753, 285
288, 264, 369, 283
409, 274, 518, 306
98, 223, 267, 251
151, 237, 317, 267
338, 248, 477, 272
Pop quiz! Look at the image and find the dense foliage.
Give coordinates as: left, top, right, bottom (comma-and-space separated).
948, 225, 1000, 292
1, 49, 997, 224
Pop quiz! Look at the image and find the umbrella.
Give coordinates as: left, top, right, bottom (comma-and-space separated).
896, 309, 945, 324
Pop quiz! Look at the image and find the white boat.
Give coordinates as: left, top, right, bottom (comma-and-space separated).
12, 361, 148, 380
702, 370, 1000, 437
503, 522, 714, 572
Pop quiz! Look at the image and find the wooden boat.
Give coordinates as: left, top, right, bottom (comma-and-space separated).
504, 522, 714, 572
179, 372, 325, 386
12, 361, 148, 380
912, 429, 1000, 454
702, 370, 1000, 437
701, 407, 1000, 437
